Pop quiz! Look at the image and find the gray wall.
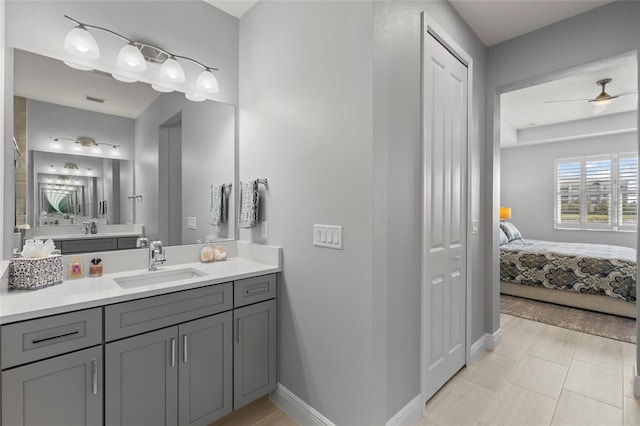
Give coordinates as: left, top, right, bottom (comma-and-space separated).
501, 133, 637, 248
487, 0, 640, 363
239, 1, 487, 423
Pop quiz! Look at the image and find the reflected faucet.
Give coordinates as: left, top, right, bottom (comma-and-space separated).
149, 240, 166, 271
81, 221, 91, 234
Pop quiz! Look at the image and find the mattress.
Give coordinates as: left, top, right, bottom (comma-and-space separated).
500, 239, 637, 303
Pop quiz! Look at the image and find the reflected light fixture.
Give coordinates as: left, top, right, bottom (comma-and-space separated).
63, 15, 220, 97
499, 207, 512, 221
152, 84, 174, 93
49, 136, 121, 156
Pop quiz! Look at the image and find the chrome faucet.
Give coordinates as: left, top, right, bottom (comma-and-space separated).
149, 240, 166, 271
81, 221, 91, 234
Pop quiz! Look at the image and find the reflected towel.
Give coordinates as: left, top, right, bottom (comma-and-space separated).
238, 180, 259, 228
209, 184, 224, 226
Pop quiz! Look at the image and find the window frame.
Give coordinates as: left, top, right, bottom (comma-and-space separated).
554, 153, 637, 232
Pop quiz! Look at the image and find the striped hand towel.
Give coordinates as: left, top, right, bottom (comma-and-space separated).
238, 180, 259, 228
209, 184, 224, 226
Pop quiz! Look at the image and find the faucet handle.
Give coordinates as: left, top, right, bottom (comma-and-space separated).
136, 237, 149, 248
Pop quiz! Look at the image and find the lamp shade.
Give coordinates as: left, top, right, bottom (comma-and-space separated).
160, 57, 186, 83
500, 207, 512, 221
185, 93, 206, 102
117, 44, 147, 71
196, 69, 219, 93
64, 26, 100, 58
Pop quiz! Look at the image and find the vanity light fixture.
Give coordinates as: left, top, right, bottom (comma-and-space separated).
63, 15, 220, 98
49, 136, 121, 156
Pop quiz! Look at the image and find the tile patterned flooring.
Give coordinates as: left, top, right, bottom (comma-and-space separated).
215, 313, 639, 425
420, 313, 640, 426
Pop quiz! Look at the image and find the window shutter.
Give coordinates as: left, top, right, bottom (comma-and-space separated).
556, 160, 581, 226
618, 155, 637, 228
584, 158, 612, 225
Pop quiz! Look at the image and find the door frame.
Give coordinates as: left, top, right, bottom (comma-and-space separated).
420, 12, 474, 408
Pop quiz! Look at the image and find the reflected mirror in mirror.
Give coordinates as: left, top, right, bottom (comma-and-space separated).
11, 49, 236, 250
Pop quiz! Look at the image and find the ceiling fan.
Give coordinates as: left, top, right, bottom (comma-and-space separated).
544, 78, 638, 113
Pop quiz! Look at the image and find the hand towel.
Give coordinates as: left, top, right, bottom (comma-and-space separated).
209, 184, 224, 226
238, 180, 259, 228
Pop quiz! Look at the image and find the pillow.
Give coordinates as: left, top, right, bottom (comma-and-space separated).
499, 229, 509, 245
500, 221, 523, 241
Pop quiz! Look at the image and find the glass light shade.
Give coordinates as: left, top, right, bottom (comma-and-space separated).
160, 57, 185, 82
49, 140, 63, 150
109, 146, 121, 156
112, 74, 137, 83
152, 84, 174, 93
64, 26, 100, 58
195, 69, 219, 93
63, 60, 93, 71
499, 207, 512, 221
91, 145, 103, 154
71, 143, 83, 152
117, 44, 147, 71
185, 93, 206, 102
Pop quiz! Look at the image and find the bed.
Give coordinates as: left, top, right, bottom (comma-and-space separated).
499, 222, 637, 318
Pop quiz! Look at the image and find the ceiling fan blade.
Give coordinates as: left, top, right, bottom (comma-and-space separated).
613, 88, 638, 97
543, 99, 591, 104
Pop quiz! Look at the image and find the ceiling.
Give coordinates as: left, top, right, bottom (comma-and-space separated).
205, 0, 257, 18
449, 0, 614, 46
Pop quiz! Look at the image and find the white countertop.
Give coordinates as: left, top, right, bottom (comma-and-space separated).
0, 242, 282, 324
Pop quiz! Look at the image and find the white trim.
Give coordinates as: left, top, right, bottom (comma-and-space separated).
385, 395, 422, 426
270, 383, 336, 426
469, 328, 503, 364
420, 12, 475, 406
634, 364, 640, 397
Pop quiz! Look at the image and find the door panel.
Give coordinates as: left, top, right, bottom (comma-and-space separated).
422, 28, 468, 402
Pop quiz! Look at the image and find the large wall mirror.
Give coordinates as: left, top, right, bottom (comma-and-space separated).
10, 49, 237, 253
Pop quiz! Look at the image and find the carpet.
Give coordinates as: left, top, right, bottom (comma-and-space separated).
500, 294, 637, 344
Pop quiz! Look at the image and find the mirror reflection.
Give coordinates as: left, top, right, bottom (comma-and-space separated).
12, 49, 236, 247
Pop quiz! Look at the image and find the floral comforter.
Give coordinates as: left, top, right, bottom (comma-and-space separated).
500, 239, 637, 303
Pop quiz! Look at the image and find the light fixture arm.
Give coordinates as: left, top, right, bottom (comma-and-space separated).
64, 15, 219, 72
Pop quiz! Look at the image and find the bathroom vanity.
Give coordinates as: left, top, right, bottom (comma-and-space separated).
0, 242, 280, 426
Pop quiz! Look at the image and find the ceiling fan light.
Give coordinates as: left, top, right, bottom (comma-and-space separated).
160, 57, 185, 83
196, 69, 219, 93
592, 98, 612, 107
117, 43, 147, 71
64, 26, 100, 58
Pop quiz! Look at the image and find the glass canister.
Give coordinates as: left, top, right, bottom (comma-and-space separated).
68, 256, 84, 279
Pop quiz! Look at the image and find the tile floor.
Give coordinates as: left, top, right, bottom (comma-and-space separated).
215, 313, 639, 425
420, 313, 640, 426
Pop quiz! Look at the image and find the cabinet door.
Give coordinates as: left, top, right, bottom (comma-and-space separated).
105, 327, 178, 426
2, 346, 102, 426
178, 311, 232, 426
233, 299, 277, 410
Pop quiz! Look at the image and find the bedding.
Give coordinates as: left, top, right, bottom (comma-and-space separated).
500, 239, 637, 303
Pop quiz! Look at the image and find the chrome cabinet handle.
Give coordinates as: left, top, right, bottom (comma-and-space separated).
236, 318, 240, 343
246, 287, 268, 295
183, 334, 188, 363
171, 338, 176, 367
92, 358, 98, 395
32, 328, 80, 344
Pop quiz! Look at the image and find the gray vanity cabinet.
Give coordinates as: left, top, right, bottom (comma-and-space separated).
105, 311, 233, 426
233, 298, 277, 410
2, 346, 103, 426
178, 312, 233, 425
105, 326, 178, 426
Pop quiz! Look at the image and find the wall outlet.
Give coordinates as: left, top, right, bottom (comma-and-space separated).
262, 221, 268, 239
313, 224, 343, 250
187, 217, 197, 230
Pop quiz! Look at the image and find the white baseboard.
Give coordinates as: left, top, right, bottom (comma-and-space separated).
271, 383, 336, 426
634, 364, 640, 397
469, 328, 503, 365
386, 395, 422, 426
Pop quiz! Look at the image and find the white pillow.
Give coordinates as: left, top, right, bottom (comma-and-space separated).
499, 229, 509, 245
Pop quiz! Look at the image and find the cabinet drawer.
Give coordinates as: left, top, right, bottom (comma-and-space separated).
234, 274, 276, 308
1, 308, 102, 369
117, 236, 140, 250
62, 238, 118, 254
105, 282, 233, 341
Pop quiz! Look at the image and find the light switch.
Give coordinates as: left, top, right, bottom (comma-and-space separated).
313, 224, 343, 250
472, 220, 479, 235
187, 217, 197, 230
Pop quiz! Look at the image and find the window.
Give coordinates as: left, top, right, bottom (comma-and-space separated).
555, 153, 637, 231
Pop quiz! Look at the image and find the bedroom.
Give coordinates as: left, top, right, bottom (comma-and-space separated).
499, 55, 638, 319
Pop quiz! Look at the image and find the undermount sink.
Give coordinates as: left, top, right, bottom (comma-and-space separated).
115, 268, 208, 289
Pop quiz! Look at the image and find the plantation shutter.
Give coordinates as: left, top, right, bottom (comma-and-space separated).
556, 159, 581, 227
618, 154, 637, 229
584, 157, 612, 226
